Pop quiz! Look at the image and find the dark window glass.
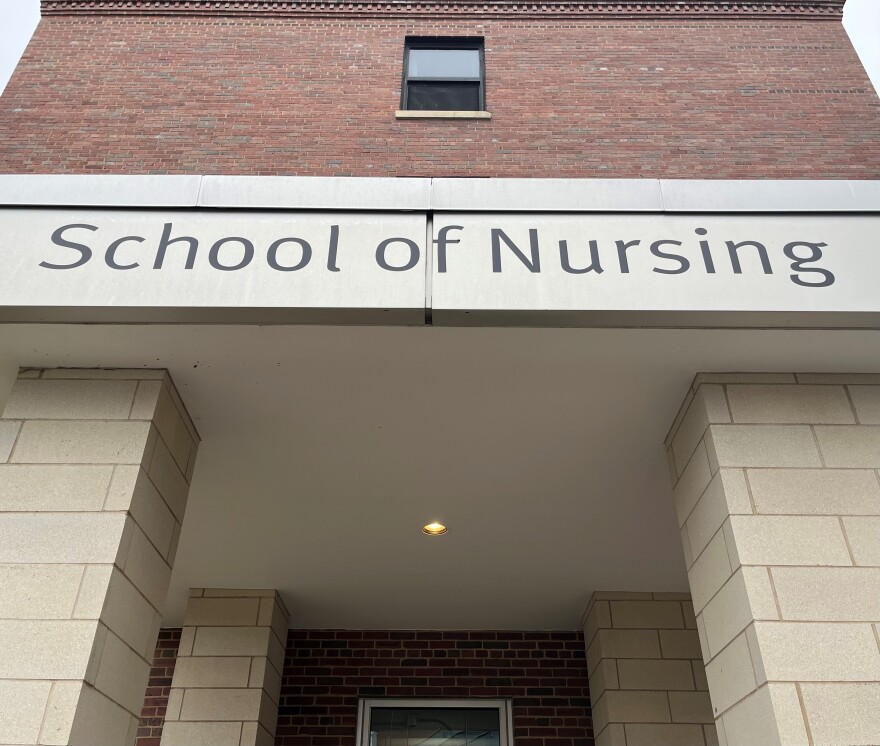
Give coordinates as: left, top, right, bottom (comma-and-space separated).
407, 82, 481, 111
370, 708, 501, 746
403, 39, 485, 111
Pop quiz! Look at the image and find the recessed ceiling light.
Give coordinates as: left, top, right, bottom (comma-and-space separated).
422, 522, 448, 536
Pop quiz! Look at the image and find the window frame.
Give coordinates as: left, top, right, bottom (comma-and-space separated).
356, 699, 513, 746
401, 37, 486, 112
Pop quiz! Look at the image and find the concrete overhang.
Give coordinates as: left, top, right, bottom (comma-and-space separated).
1, 174, 879, 212
0, 176, 878, 630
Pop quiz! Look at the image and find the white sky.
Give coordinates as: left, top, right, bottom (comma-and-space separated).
0, 0, 878, 96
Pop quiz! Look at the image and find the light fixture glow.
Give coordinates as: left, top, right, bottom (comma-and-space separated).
422, 522, 448, 536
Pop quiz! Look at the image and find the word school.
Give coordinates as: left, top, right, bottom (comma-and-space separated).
41, 222, 836, 287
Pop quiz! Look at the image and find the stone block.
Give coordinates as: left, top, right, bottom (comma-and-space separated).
719, 683, 809, 746
193, 626, 274, 658
151, 385, 197, 475
770, 567, 880, 621
686, 470, 752, 558
751, 622, 880, 682
147, 436, 189, 521
672, 385, 730, 474
669, 690, 714, 723
659, 629, 702, 660
0, 619, 98, 679
848, 385, 880, 424
261, 595, 290, 647
704, 723, 720, 746
71, 564, 113, 619
258, 693, 278, 733
240, 721, 276, 746
184, 597, 262, 627
0, 512, 127, 564
0, 563, 84, 619
704, 429, 720, 474
129, 380, 163, 420
609, 600, 684, 629
589, 659, 619, 701
173, 657, 253, 690
0, 463, 113, 511
692, 660, 709, 691
708, 425, 821, 468
673, 442, 713, 526
95, 568, 162, 658
267, 628, 286, 674
594, 723, 626, 746
663, 387, 694, 450
0, 420, 20, 462
126, 467, 177, 559
0, 680, 51, 744
67, 684, 137, 746
681, 524, 694, 568
814, 426, 880, 468
177, 626, 195, 657
249, 657, 282, 704
800, 682, 880, 746
92, 628, 151, 715
590, 629, 662, 668
2, 380, 136, 420
701, 568, 778, 657
727, 384, 853, 424
843, 517, 880, 566
721, 520, 740, 572
681, 600, 697, 630
165, 688, 183, 721
179, 687, 264, 722
597, 690, 671, 728
584, 598, 612, 643
617, 659, 695, 691
704, 632, 758, 716
688, 531, 733, 613
11, 419, 152, 464
626, 723, 707, 746
726, 515, 851, 566
747, 468, 880, 516
39, 681, 83, 746
116, 519, 172, 610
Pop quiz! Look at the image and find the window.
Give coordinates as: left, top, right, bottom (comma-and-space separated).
358, 700, 511, 746
402, 38, 485, 112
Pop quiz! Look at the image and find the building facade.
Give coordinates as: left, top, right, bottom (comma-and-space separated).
0, 2, 878, 746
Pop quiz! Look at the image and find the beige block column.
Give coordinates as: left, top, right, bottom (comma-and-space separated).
160, 589, 289, 746
0, 368, 199, 746
665, 373, 880, 746
584, 592, 716, 746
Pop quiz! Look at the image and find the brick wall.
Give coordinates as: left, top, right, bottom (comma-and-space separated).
1, 7, 878, 177
136, 628, 182, 746
137, 629, 593, 746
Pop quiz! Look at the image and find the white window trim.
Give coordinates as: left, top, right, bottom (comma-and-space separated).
356, 699, 513, 746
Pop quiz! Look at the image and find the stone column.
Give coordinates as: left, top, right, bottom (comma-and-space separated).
0, 368, 199, 746
160, 589, 289, 746
584, 592, 715, 746
665, 373, 880, 746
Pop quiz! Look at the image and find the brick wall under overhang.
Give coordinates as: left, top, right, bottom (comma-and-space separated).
136, 629, 593, 746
